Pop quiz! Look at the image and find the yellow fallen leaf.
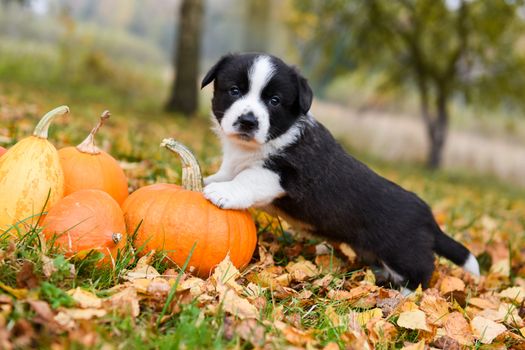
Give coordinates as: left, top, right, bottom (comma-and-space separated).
353, 308, 383, 327
0, 281, 27, 299
439, 276, 465, 295
420, 294, 449, 326
397, 310, 431, 332
68, 287, 102, 309
221, 289, 258, 320
471, 316, 507, 344
468, 297, 499, 310
443, 311, 473, 346
499, 286, 525, 304
124, 264, 160, 280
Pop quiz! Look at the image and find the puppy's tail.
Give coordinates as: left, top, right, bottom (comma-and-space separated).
433, 225, 480, 276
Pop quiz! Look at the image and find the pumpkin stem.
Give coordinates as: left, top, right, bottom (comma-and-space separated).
76, 110, 110, 154
112, 232, 122, 245
161, 138, 203, 192
33, 105, 70, 139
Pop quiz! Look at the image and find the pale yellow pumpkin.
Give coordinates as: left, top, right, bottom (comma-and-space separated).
0, 106, 69, 234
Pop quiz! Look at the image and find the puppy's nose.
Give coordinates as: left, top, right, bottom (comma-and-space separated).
235, 112, 259, 131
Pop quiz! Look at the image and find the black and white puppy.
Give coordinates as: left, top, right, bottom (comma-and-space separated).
201, 53, 480, 291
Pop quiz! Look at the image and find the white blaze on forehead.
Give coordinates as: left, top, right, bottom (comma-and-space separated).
248, 56, 275, 96
220, 55, 275, 144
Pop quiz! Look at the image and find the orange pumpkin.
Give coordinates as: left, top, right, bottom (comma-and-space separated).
123, 139, 257, 278
42, 189, 126, 264
59, 111, 128, 205
0, 146, 6, 157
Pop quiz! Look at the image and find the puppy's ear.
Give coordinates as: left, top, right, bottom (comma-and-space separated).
201, 54, 233, 89
295, 72, 313, 114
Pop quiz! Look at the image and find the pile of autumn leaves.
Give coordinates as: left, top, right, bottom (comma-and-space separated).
1, 219, 525, 349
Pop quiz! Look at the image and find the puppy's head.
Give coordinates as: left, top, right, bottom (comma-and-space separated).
201, 53, 313, 145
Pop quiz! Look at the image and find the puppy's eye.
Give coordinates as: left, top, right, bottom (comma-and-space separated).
229, 86, 241, 97
269, 96, 280, 106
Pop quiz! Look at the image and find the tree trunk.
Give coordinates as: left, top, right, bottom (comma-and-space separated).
425, 91, 448, 169
165, 0, 204, 115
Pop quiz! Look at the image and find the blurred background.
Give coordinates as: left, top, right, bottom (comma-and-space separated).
1, 0, 525, 187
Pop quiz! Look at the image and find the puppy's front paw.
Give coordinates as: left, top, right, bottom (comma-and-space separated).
203, 182, 252, 209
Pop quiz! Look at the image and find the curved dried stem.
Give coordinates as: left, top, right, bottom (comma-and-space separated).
33, 105, 70, 139
161, 138, 203, 192
77, 110, 110, 154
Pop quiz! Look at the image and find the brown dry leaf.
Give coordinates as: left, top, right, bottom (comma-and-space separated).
443, 311, 473, 346
105, 287, 140, 318
367, 319, 398, 345
340, 329, 372, 350
468, 296, 499, 310
41, 255, 57, 278
487, 242, 510, 277
420, 293, 449, 326
16, 261, 39, 289
478, 303, 524, 327
400, 340, 425, 350
68, 288, 102, 309
274, 320, 315, 346
27, 300, 55, 325
397, 310, 431, 332
327, 284, 376, 303
314, 255, 343, 273
286, 258, 318, 282
439, 276, 465, 295
221, 289, 258, 320
124, 263, 160, 281
235, 319, 266, 347
212, 255, 243, 293
252, 267, 290, 289
60, 308, 107, 320
499, 286, 525, 304
471, 315, 507, 344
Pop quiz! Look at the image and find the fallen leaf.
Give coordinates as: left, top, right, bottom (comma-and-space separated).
16, 261, 39, 289
0, 281, 27, 299
420, 293, 449, 326
105, 287, 140, 317
60, 308, 107, 320
124, 264, 160, 280
439, 276, 465, 295
274, 320, 315, 346
468, 296, 499, 310
41, 255, 57, 278
397, 310, 431, 332
235, 319, 266, 346
212, 255, 242, 293
400, 340, 425, 350
221, 289, 258, 320
323, 342, 339, 350
353, 308, 383, 327
367, 319, 397, 345
471, 315, 507, 344
27, 300, 55, 325
68, 288, 102, 309
499, 286, 525, 304
286, 258, 318, 282
443, 311, 473, 346
338, 243, 357, 263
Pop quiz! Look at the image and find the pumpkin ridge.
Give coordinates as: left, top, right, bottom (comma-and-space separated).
159, 188, 180, 262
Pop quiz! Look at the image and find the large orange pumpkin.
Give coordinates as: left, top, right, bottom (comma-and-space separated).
123, 138, 257, 278
42, 189, 126, 265
59, 111, 129, 205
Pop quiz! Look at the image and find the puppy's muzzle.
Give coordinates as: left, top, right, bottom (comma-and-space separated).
234, 112, 259, 133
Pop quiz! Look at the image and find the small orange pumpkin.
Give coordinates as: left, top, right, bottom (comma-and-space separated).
42, 189, 126, 264
123, 139, 257, 278
0, 146, 6, 157
59, 111, 128, 205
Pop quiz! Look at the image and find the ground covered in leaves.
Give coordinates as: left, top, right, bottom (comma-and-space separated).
1, 91, 525, 349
